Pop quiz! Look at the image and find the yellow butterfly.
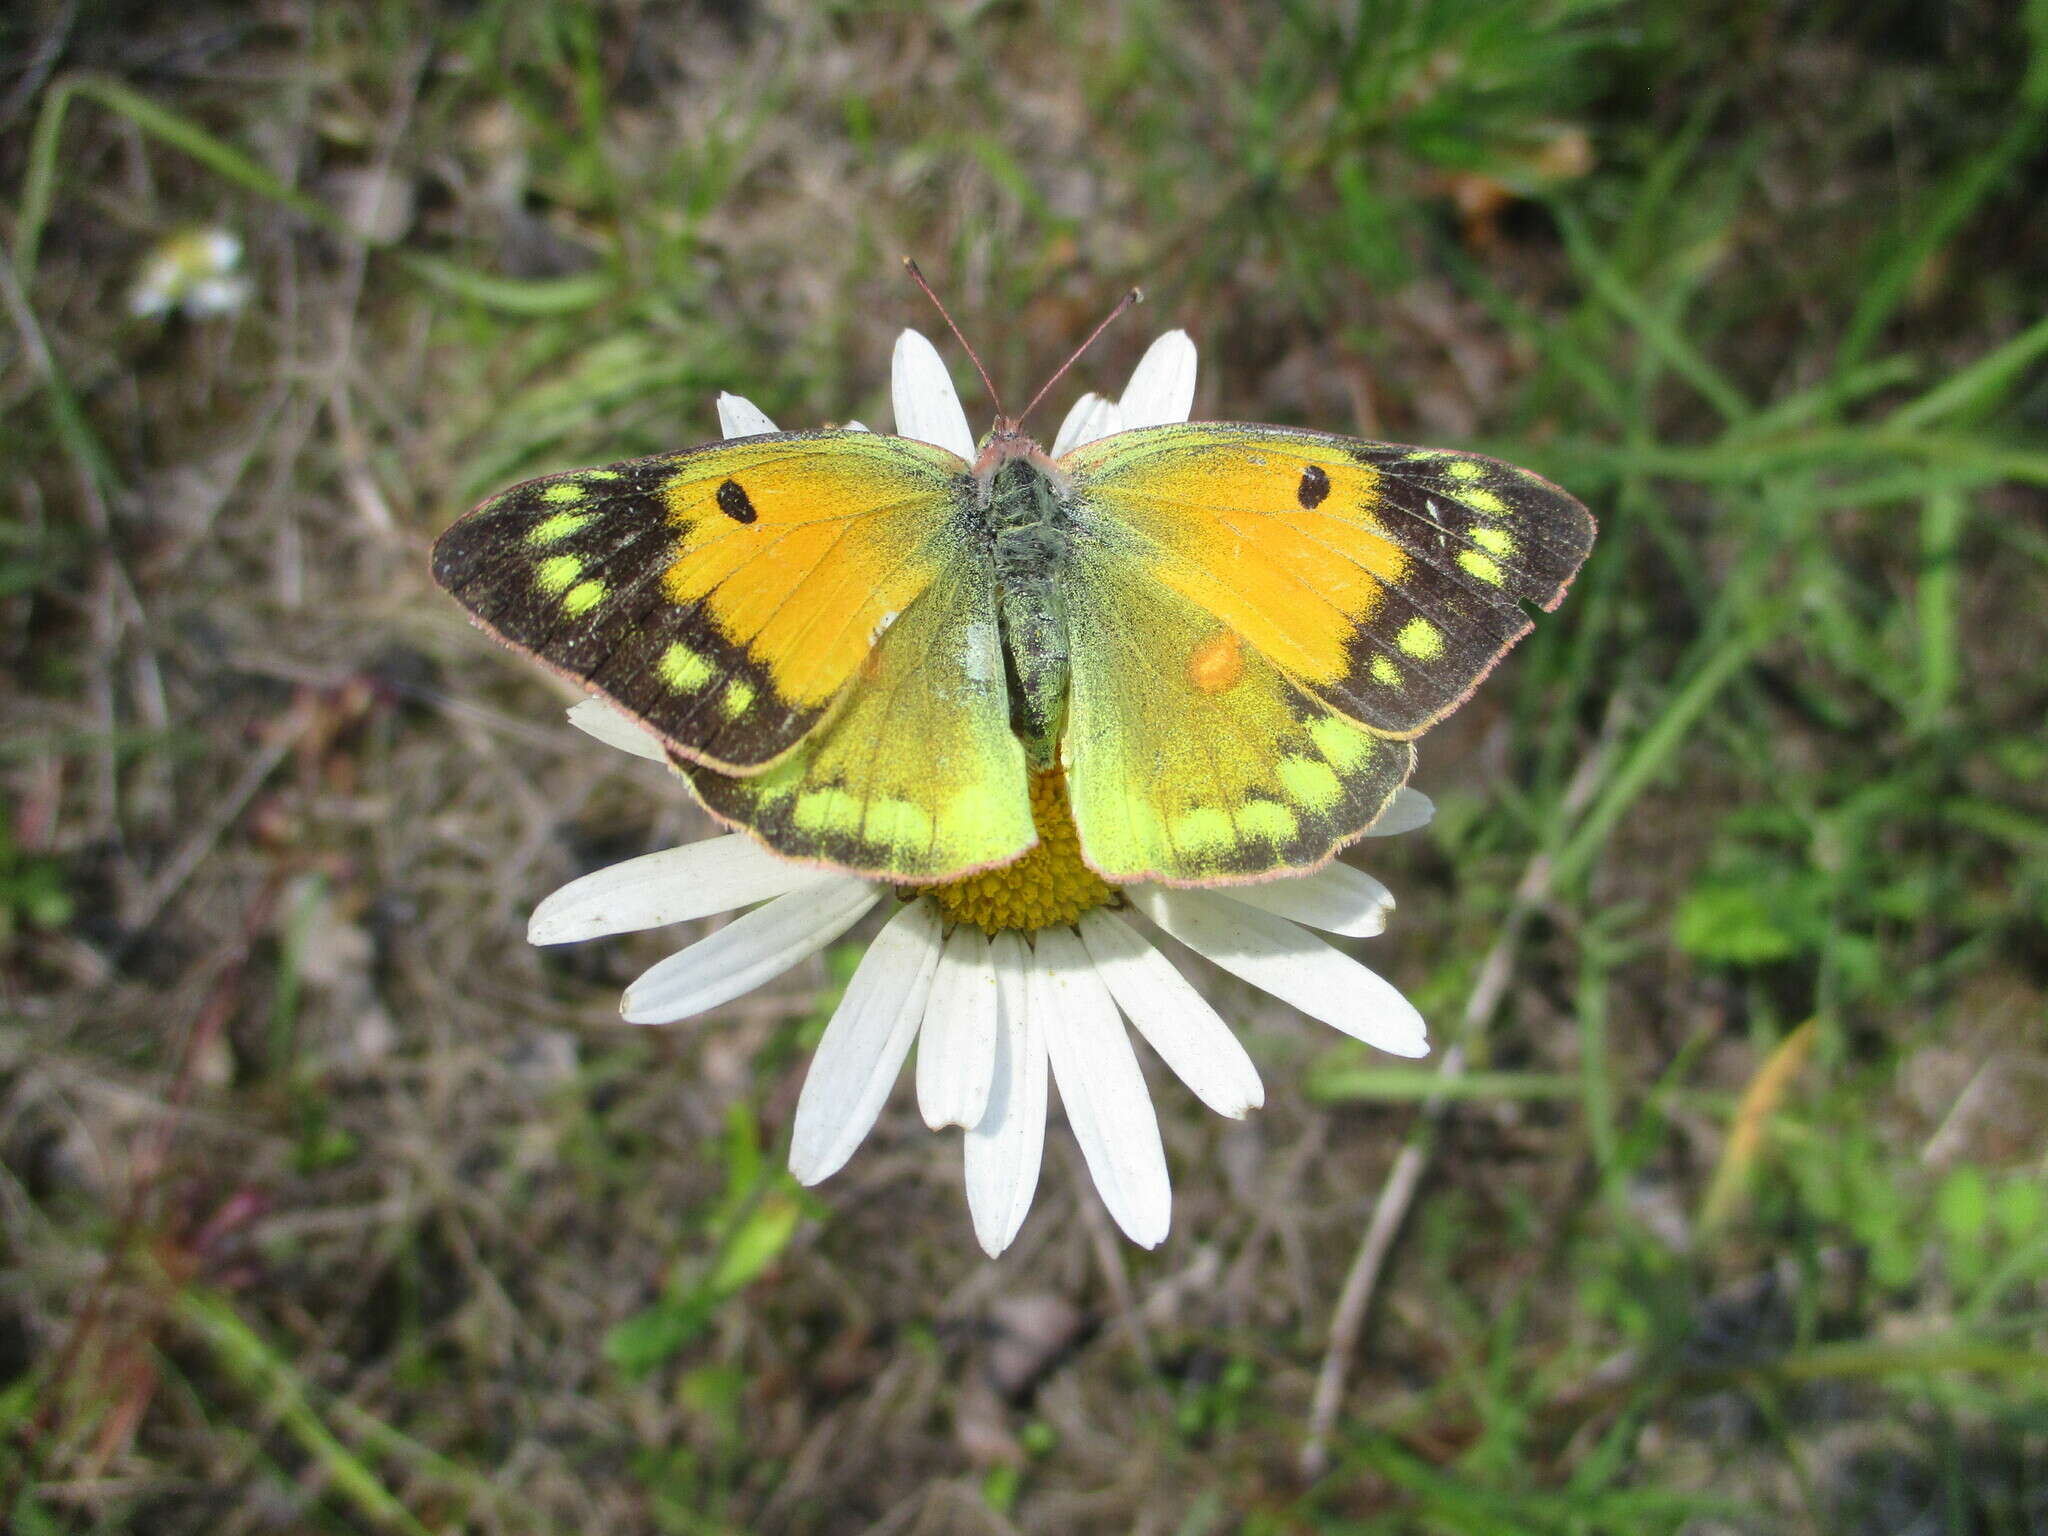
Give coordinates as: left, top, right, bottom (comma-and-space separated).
433, 282, 1594, 887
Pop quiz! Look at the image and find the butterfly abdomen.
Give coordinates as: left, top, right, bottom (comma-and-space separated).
984, 457, 1073, 769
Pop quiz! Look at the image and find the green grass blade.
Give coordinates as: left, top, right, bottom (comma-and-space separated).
1551, 202, 1753, 426
175, 1289, 433, 1536
391, 250, 615, 316
1888, 309, 2048, 431
0, 237, 123, 496
1914, 489, 1967, 732
1306, 1069, 1583, 1103
1836, 110, 2048, 379
1551, 620, 1773, 892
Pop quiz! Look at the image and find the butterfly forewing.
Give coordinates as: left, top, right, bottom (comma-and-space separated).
431, 431, 970, 773
1061, 424, 1595, 741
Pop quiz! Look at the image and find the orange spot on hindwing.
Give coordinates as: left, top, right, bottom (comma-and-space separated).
1187, 628, 1245, 694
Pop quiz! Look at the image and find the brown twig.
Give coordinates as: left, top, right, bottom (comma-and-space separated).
1299, 741, 1613, 1480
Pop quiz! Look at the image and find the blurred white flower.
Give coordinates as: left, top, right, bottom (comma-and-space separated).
130, 226, 251, 320
530, 329, 1435, 1256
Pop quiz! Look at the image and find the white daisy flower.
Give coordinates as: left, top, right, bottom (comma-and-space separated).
529, 330, 1435, 1256
129, 226, 252, 320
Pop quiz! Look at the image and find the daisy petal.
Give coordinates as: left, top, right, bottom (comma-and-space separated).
1035, 926, 1171, 1248
891, 329, 976, 461
530, 834, 839, 944
717, 392, 779, 438
620, 877, 881, 1024
565, 698, 667, 763
1050, 392, 1096, 456
1078, 910, 1263, 1118
1128, 886, 1427, 1059
964, 932, 1045, 1256
1051, 391, 1124, 456
789, 898, 945, 1184
843, 420, 871, 432
917, 925, 1000, 1129
1365, 787, 1435, 837
1118, 330, 1197, 429
1076, 394, 1126, 449
1211, 861, 1393, 938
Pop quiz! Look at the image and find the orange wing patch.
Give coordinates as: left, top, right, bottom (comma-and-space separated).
659, 450, 942, 710
1176, 455, 1407, 689
1186, 628, 1245, 694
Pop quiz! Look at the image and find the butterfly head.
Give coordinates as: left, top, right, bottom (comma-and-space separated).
970, 417, 1059, 481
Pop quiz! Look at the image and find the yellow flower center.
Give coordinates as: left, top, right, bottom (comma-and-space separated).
919, 769, 1116, 934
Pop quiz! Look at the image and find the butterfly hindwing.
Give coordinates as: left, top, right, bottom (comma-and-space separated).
432, 431, 969, 772
1060, 521, 1415, 885
1061, 423, 1595, 740
681, 536, 1036, 880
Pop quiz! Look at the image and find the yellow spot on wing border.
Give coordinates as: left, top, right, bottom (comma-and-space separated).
1309, 716, 1376, 770
659, 642, 714, 691
1238, 801, 1298, 842
719, 680, 757, 718
1172, 807, 1235, 853
794, 787, 862, 833
866, 797, 935, 851
1472, 527, 1513, 555
1396, 618, 1445, 661
1458, 549, 1504, 585
1277, 754, 1342, 810
536, 555, 582, 593
529, 511, 592, 546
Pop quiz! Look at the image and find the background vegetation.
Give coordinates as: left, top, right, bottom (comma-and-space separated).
4, 1, 2045, 1531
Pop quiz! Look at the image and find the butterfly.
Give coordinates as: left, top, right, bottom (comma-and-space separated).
433, 277, 1594, 889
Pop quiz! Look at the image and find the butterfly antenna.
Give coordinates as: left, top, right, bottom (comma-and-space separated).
902, 258, 1005, 417
1014, 286, 1144, 429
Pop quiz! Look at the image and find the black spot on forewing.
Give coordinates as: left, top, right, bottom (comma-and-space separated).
716, 479, 758, 524
1297, 463, 1331, 509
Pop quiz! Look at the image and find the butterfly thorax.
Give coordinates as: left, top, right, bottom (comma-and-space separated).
977, 431, 1073, 770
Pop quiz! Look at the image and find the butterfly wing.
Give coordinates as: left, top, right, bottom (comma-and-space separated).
1058, 529, 1416, 884
681, 538, 1036, 880
1057, 423, 1593, 884
435, 430, 1035, 881
432, 431, 968, 773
